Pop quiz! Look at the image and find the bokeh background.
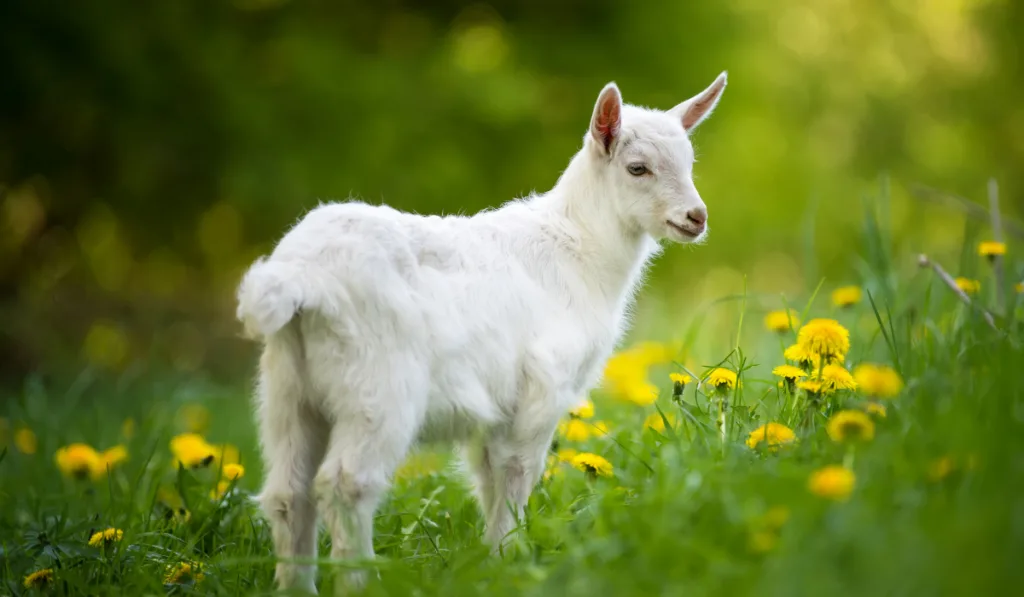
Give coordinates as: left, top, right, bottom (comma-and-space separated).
1, 0, 1021, 386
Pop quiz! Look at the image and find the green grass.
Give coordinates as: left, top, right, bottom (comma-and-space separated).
2, 208, 1023, 596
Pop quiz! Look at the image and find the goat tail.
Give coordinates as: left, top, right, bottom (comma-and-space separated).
236, 257, 331, 339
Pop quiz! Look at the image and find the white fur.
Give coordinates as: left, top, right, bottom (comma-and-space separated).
236, 73, 727, 594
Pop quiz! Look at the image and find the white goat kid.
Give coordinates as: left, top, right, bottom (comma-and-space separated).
236, 73, 727, 594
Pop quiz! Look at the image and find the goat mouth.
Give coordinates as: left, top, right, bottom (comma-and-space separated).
666, 219, 702, 239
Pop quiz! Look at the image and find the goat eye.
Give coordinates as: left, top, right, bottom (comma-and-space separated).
626, 163, 649, 176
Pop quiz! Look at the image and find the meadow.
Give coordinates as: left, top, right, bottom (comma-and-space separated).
1, 199, 1023, 597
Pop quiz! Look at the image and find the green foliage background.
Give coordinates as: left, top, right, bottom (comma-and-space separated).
1, 0, 1022, 381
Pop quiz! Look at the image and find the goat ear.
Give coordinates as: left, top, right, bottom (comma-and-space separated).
670, 71, 727, 132
590, 82, 622, 154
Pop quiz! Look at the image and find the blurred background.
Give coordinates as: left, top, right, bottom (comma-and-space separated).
1, 0, 1021, 386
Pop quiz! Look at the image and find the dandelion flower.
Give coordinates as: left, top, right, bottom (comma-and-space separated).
705, 368, 738, 392
669, 372, 692, 385
772, 365, 807, 382
863, 402, 887, 418
808, 465, 855, 501
853, 364, 903, 398
14, 427, 37, 455
556, 448, 578, 463
764, 309, 800, 333
745, 423, 796, 451
644, 411, 677, 434
831, 286, 862, 308
819, 364, 858, 392
569, 399, 595, 419
101, 445, 128, 470
797, 380, 824, 394
211, 480, 231, 499
170, 433, 217, 469
23, 568, 54, 589
558, 419, 592, 442
88, 527, 124, 548
571, 452, 613, 477
222, 463, 245, 480
826, 410, 875, 443
55, 443, 103, 480
978, 241, 1006, 258
623, 382, 659, 406
797, 319, 850, 362
954, 277, 980, 295
165, 562, 204, 585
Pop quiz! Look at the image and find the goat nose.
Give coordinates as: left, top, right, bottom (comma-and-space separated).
686, 207, 707, 227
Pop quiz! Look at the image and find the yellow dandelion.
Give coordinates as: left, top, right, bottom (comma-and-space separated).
558, 419, 592, 442
170, 433, 217, 469
88, 527, 124, 547
165, 562, 205, 585
592, 420, 610, 437
15, 427, 37, 455
826, 410, 875, 443
764, 309, 800, 333
23, 568, 54, 589
669, 372, 692, 385
214, 443, 241, 466
819, 364, 858, 392
928, 456, 955, 482
556, 448, 578, 463
797, 380, 824, 394
55, 443, 103, 480
705, 368, 738, 391
745, 422, 796, 451
100, 445, 128, 471
173, 507, 192, 525
978, 241, 1006, 257
863, 402, 887, 418
602, 342, 678, 404
853, 364, 903, 399
623, 381, 658, 406
831, 286, 862, 308
772, 365, 807, 381
808, 465, 855, 501
571, 452, 613, 477
797, 319, 850, 361
954, 277, 980, 295
569, 399, 595, 419
643, 411, 677, 434
210, 480, 231, 499
222, 463, 245, 481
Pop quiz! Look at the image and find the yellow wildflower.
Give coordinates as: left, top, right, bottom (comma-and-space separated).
23, 568, 54, 589
559, 419, 592, 442
819, 364, 858, 392
705, 368, 738, 391
831, 286, 862, 308
15, 427, 37, 455
571, 452, 613, 477
602, 342, 677, 404
928, 456, 955, 482
853, 364, 903, 399
863, 402, 887, 418
55, 443, 103, 480
808, 465, 855, 501
954, 277, 980, 295
211, 480, 231, 499
669, 372, 692, 385
165, 562, 204, 585
222, 463, 245, 480
178, 403, 211, 433
745, 423, 796, 451
978, 241, 1006, 257
644, 411, 677, 434
623, 382, 658, 406
797, 380, 824, 394
170, 433, 217, 469
764, 309, 800, 333
569, 399, 595, 419
772, 365, 807, 381
797, 319, 850, 362
88, 527, 124, 547
214, 443, 241, 466
556, 448, 578, 463
101, 445, 128, 471
826, 410, 875, 443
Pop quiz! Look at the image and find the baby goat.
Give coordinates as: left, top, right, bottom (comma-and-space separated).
236, 73, 727, 594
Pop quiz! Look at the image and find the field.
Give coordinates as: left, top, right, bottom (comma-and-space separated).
2, 203, 1023, 597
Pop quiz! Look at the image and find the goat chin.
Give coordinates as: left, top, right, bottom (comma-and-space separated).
238, 71, 727, 593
